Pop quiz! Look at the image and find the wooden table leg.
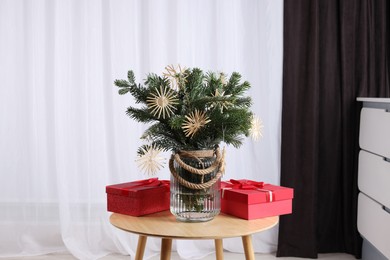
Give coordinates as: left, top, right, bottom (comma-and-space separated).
160, 238, 172, 260
135, 235, 147, 260
214, 239, 224, 260
242, 235, 255, 260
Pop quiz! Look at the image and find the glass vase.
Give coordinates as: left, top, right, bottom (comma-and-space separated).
170, 149, 221, 222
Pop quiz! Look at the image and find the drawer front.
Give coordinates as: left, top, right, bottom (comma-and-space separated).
358, 150, 390, 209
358, 193, 390, 259
359, 107, 390, 158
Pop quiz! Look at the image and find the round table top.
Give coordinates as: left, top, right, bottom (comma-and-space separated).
110, 211, 278, 240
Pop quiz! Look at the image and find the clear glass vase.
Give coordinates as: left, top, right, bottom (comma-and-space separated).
170, 150, 221, 222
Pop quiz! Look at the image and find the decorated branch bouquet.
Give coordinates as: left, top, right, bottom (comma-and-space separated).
115, 65, 262, 175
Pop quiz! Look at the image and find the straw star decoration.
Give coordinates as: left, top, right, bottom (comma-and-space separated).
182, 109, 211, 138
219, 72, 227, 85
249, 115, 264, 141
211, 89, 232, 112
163, 64, 188, 90
136, 145, 165, 175
147, 85, 178, 119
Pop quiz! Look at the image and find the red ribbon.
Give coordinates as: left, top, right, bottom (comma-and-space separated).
126, 178, 170, 191
227, 179, 265, 189
222, 179, 274, 202
158, 180, 170, 191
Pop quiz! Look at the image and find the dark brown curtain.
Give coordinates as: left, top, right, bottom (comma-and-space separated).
278, 0, 390, 258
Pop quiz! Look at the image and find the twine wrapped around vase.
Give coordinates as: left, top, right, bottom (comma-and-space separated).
169, 147, 225, 190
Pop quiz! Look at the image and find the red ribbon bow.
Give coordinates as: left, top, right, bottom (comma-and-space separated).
222, 179, 274, 202
228, 179, 265, 189
127, 178, 170, 191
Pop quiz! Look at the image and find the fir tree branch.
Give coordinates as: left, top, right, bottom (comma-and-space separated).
126, 107, 156, 123
127, 84, 149, 104
114, 79, 130, 88
127, 71, 135, 85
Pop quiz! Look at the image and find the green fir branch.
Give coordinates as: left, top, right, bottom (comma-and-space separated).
127, 71, 135, 85
126, 107, 156, 123
114, 79, 130, 88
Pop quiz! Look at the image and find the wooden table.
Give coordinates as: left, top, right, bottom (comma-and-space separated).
110, 211, 278, 260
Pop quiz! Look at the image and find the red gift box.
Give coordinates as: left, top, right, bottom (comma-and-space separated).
106, 178, 170, 216
221, 179, 294, 220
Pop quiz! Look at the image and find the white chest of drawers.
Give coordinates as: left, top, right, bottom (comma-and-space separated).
357, 97, 390, 259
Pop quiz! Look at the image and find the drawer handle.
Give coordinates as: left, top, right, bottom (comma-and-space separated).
384, 206, 390, 214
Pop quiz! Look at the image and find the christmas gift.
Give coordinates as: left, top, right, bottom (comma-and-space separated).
106, 178, 170, 216
221, 179, 294, 220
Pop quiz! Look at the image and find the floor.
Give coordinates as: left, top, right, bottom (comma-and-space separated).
8, 252, 356, 260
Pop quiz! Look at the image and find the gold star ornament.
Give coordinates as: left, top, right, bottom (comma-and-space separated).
147, 85, 178, 119
249, 115, 264, 141
211, 89, 232, 112
182, 109, 211, 138
163, 64, 188, 90
136, 145, 165, 175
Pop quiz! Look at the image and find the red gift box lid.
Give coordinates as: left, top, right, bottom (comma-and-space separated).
221, 179, 294, 204
106, 178, 169, 197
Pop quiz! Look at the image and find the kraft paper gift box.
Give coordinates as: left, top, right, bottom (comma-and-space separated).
221, 179, 294, 220
106, 178, 170, 216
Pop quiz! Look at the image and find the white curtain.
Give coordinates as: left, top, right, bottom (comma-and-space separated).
0, 0, 283, 259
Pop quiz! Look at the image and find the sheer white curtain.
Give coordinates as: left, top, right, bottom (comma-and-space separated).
0, 0, 283, 259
